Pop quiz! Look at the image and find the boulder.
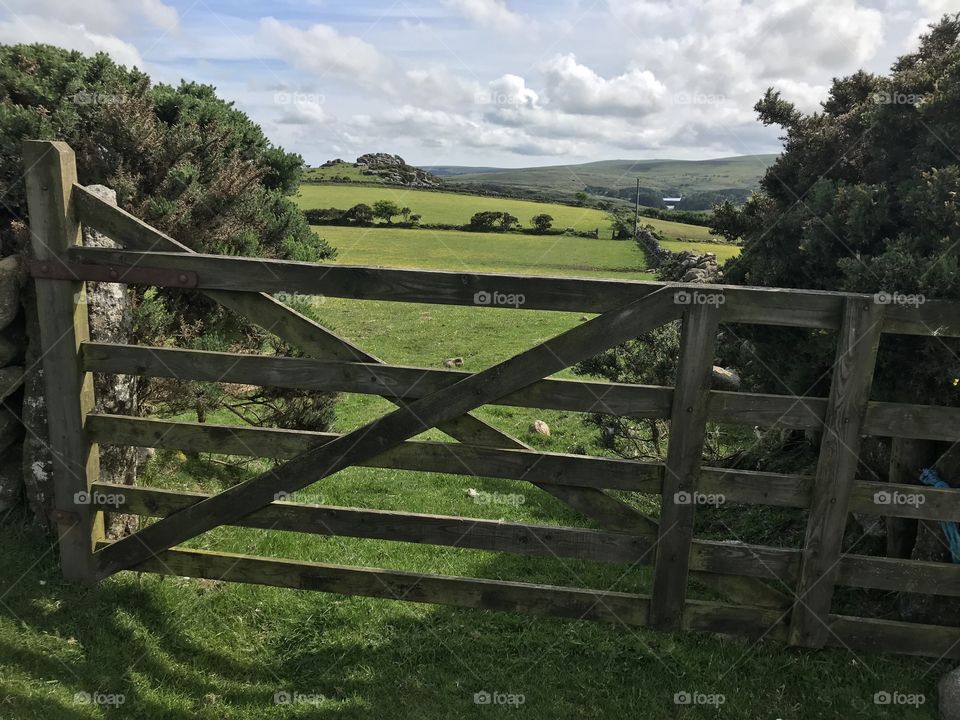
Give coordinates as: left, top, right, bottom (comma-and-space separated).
82, 185, 140, 537
711, 366, 741, 392
529, 420, 550, 436
940, 666, 960, 720
0, 254, 22, 331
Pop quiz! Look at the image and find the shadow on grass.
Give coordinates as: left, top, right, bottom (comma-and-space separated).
0, 507, 946, 720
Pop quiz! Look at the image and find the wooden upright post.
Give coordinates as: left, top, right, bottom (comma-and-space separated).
22, 140, 103, 583
649, 299, 721, 629
788, 297, 884, 647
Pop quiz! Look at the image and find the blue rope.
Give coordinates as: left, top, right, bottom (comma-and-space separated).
919, 467, 960, 563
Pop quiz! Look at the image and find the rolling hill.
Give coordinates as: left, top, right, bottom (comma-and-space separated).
423, 155, 777, 210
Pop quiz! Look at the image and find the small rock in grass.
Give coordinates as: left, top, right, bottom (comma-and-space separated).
529, 420, 550, 436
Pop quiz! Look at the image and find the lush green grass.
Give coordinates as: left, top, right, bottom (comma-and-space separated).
313, 225, 656, 279
297, 184, 718, 242
0, 213, 938, 719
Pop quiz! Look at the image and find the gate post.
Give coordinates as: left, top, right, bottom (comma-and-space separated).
22, 140, 103, 583
788, 296, 884, 647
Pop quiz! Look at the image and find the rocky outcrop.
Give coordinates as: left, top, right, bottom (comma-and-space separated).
81, 185, 140, 537
16, 184, 141, 535
355, 153, 441, 187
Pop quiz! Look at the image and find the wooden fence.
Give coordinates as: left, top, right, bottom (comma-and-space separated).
22, 140, 960, 659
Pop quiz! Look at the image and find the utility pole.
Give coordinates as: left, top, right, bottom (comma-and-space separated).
633, 177, 641, 238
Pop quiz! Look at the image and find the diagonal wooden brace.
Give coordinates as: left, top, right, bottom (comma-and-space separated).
91, 287, 681, 579
74, 185, 657, 534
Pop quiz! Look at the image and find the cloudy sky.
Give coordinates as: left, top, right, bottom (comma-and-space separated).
1, 0, 956, 167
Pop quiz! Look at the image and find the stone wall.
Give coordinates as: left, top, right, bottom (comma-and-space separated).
2, 185, 140, 535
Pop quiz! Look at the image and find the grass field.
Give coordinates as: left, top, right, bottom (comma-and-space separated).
312, 225, 655, 279
297, 184, 719, 243
0, 205, 940, 719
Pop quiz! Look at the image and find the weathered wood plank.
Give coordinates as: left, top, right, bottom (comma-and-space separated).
91, 483, 657, 564
788, 298, 885, 648
67, 245, 960, 336
83, 342, 960, 441
650, 302, 721, 630
827, 615, 960, 659
90, 481, 798, 580
109, 544, 653, 625
836, 553, 960, 596
74, 186, 660, 538
22, 141, 103, 583
87, 414, 665, 493
93, 541, 793, 640
91, 288, 682, 579
87, 415, 817, 512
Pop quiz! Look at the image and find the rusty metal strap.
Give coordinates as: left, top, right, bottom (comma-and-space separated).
30, 260, 197, 288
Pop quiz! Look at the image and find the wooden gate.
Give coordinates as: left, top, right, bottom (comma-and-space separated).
23, 140, 960, 658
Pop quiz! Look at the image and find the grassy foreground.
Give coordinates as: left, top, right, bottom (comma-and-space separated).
297, 184, 718, 243
0, 220, 944, 719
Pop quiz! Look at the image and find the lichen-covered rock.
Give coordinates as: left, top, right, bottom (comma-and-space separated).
711, 366, 741, 391
0, 254, 23, 331
82, 185, 139, 538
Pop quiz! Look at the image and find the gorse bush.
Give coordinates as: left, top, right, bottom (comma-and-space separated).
713, 15, 960, 405
0, 44, 338, 430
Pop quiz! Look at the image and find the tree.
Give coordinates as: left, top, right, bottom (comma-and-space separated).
575, 191, 589, 206
715, 14, 960, 407
400, 206, 412, 222
531, 213, 553, 231
346, 203, 374, 223
499, 212, 519, 230
409, 213, 422, 224
372, 200, 402, 223
469, 210, 502, 230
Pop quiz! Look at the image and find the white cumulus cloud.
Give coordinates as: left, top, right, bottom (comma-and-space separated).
259, 17, 383, 82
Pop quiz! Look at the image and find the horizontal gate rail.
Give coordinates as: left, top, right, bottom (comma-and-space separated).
81, 342, 960, 442
89, 482, 797, 582
86, 414, 813, 508
67, 244, 960, 337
